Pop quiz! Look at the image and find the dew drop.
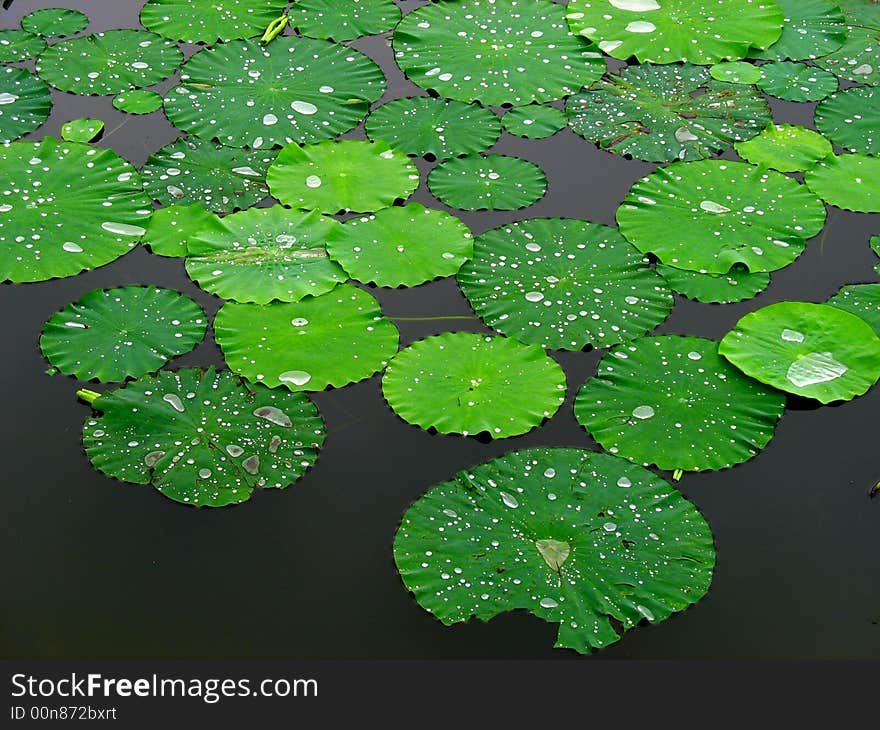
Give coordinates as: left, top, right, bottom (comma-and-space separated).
198, 468, 212, 479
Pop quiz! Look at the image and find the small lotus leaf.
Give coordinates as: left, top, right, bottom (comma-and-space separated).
428, 153, 547, 211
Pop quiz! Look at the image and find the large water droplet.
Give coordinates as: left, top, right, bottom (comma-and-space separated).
291, 100, 317, 115
0, 93, 19, 105
102, 221, 146, 236
700, 200, 731, 214
144, 450, 165, 468
242, 455, 260, 475
254, 406, 292, 427
632, 405, 655, 420
525, 291, 544, 302
535, 538, 571, 572
278, 370, 311, 386
539, 597, 559, 609
162, 393, 185, 412
62, 242, 83, 253
499, 491, 519, 509
781, 328, 805, 343
226, 444, 244, 457
786, 351, 848, 387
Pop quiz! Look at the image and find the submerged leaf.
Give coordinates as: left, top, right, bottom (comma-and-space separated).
60, 118, 104, 143
142, 203, 214, 258
21, 8, 89, 38
656, 264, 771, 304
734, 124, 833, 173
826, 284, 880, 336
502, 105, 567, 140
805, 154, 880, 213
112, 89, 163, 115
289, 0, 401, 41
0, 66, 51, 144
140, 0, 288, 44
428, 153, 547, 211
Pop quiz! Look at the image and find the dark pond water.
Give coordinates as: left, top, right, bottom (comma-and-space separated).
2, 0, 879, 660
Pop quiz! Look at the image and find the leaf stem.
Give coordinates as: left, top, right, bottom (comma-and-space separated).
261, 15, 289, 44
76, 388, 102, 405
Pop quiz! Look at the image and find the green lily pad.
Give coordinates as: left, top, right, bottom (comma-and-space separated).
394, 447, 715, 654
140, 137, 274, 213
0, 137, 151, 283
805, 153, 880, 213
325, 203, 474, 288
164, 36, 385, 149
566, 64, 771, 164
616, 160, 827, 274
142, 203, 214, 258
290, 0, 401, 41
215, 284, 400, 391
185, 205, 347, 303
36, 30, 183, 96
719, 301, 880, 403
826, 283, 880, 336
383, 331, 566, 438
365, 96, 502, 160
749, 0, 847, 61
60, 118, 104, 143
457, 218, 673, 351
734, 124, 833, 173
755, 61, 838, 102
428, 153, 547, 211
815, 0, 880, 86
0, 66, 51, 144
566, 0, 783, 65
40, 286, 206, 382
21, 8, 89, 38
656, 264, 771, 304
113, 89, 163, 115
502, 105, 567, 139
393, 0, 605, 106
815, 86, 880, 155
0, 29, 46, 63
82, 367, 325, 507
267, 139, 419, 214
575, 335, 786, 472
140, 0, 288, 44
708, 61, 763, 85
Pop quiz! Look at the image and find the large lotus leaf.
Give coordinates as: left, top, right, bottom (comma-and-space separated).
382, 331, 566, 438
142, 203, 213, 258
0, 29, 46, 63
805, 154, 880, 212
616, 160, 827, 274
708, 61, 763, 85
815, 86, 880, 155
749, 0, 847, 61
36, 30, 182, 96
0, 67, 51, 144
428, 153, 547, 211
826, 283, 880, 336
185, 205, 347, 303
140, 0, 288, 44
565, 0, 783, 65
40, 286, 206, 382
290, 0, 401, 41
140, 137, 273, 213
267, 139, 419, 214
394, 447, 715, 653
393, 0, 605, 106
21, 8, 89, 38
60, 118, 103, 143
82, 367, 325, 507
502, 105, 567, 140
113, 89, 163, 115
365, 96, 501, 160
575, 335, 786, 472
656, 264, 771, 304
215, 284, 400, 391
325, 203, 473, 288
164, 37, 385, 149
815, 0, 880, 86
566, 64, 771, 164
0, 138, 151, 283
719, 301, 880, 403
457, 218, 673, 351
755, 61, 838, 102
734, 124, 833, 173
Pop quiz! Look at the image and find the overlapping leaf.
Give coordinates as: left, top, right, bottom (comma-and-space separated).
140, 0, 288, 44
0, 66, 51, 144
290, 0, 401, 41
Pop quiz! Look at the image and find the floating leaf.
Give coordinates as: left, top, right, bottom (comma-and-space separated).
142, 203, 213, 258
755, 61, 837, 102
60, 118, 103, 143
185, 205, 346, 303
575, 335, 786, 472
394, 447, 715, 653
112, 89, 163, 115
393, 0, 604, 106
805, 153, 880, 212
566, 64, 771, 164
215, 284, 400, 391
36, 30, 182, 96
140, 137, 273, 213
267, 139, 419, 214
749, 0, 847, 61
566, 0, 783, 65
164, 36, 385, 149
0, 29, 46, 63
290, 0, 401, 41
325, 203, 473, 288
826, 283, 880, 336
815, 86, 880, 155
365, 96, 501, 160
21, 8, 89, 38
708, 61, 763, 84
428, 153, 547, 211
382, 331, 566, 438
40, 286, 206, 382
0, 66, 51, 144
735, 124, 833, 173
815, 0, 880, 86
457, 218, 672, 350
719, 301, 880, 403
140, 0, 288, 44
0, 137, 151, 283
656, 264, 771, 304
616, 160, 827, 274
502, 104, 567, 139
82, 367, 325, 507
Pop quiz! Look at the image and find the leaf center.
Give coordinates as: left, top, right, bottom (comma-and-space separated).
535, 538, 571, 573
